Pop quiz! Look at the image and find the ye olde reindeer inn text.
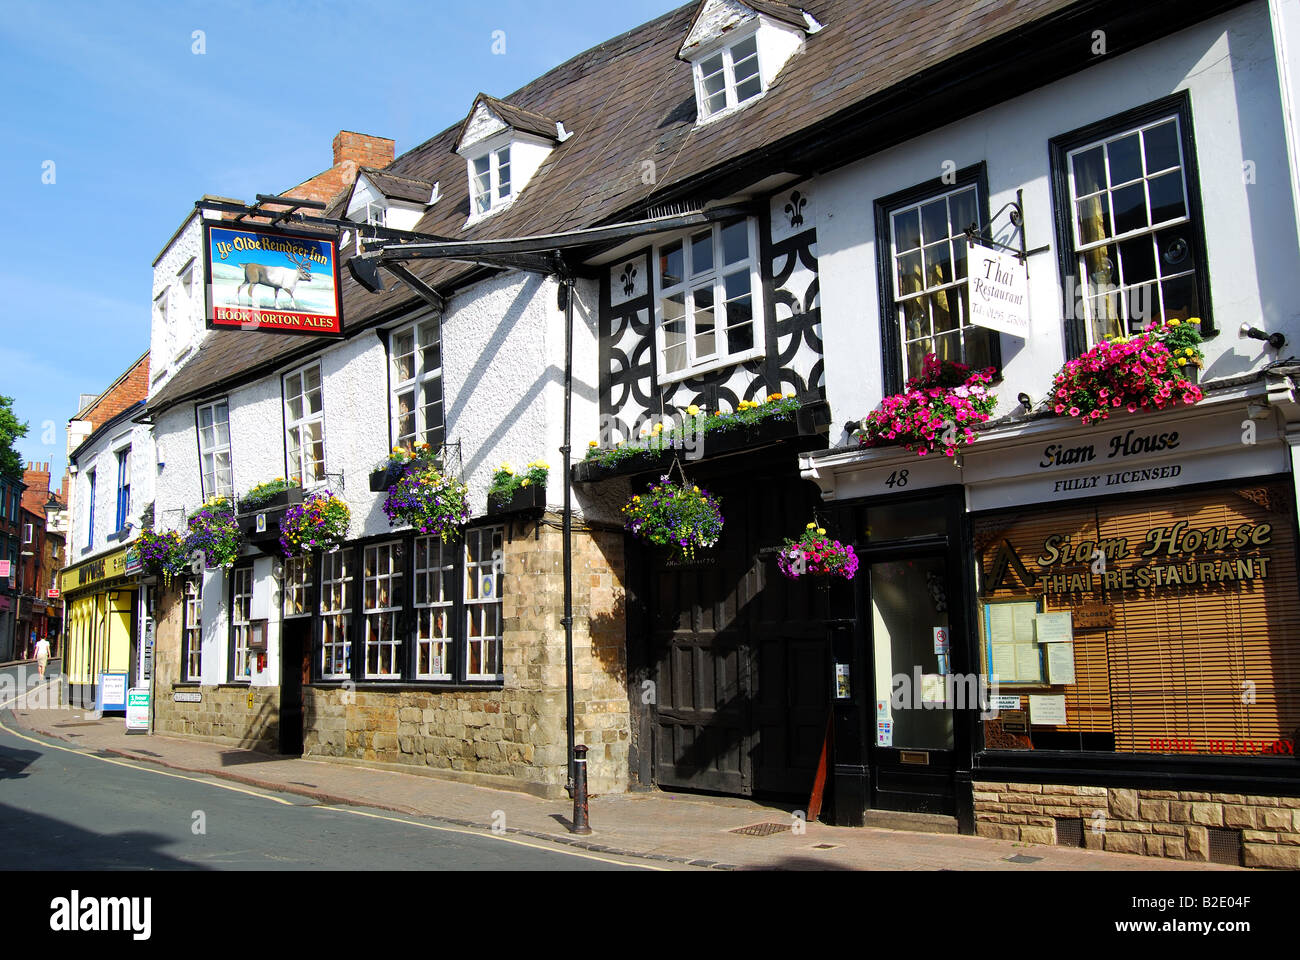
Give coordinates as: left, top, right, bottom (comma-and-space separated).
67, 0, 1300, 867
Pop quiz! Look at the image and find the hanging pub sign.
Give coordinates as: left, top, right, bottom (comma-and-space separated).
967, 239, 1029, 339
203, 222, 344, 337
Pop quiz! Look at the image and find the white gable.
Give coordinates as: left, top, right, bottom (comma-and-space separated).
459, 102, 510, 153
680, 0, 757, 58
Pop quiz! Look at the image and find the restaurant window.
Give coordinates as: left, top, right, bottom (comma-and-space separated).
1050, 93, 1212, 356
363, 541, 404, 679
319, 549, 353, 680
464, 526, 505, 681
283, 555, 313, 619
183, 578, 203, 681
876, 166, 999, 394
654, 218, 761, 382
229, 565, 254, 682
284, 362, 326, 487
974, 481, 1300, 758
197, 400, 233, 501
414, 536, 455, 680
389, 317, 445, 452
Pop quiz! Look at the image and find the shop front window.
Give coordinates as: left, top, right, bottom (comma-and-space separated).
975, 482, 1300, 757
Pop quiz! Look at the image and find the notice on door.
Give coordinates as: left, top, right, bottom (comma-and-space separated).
1029, 694, 1068, 725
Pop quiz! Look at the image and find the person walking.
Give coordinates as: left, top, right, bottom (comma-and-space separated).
33, 635, 51, 680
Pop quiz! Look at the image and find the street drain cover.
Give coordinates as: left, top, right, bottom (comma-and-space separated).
1004, 854, 1043, 864
730, 822, 790, 838
811, 843, 839, 850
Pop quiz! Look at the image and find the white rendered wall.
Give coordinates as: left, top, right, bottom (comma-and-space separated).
69, 419, 154, 565
814, 5, 1300, 443
150, 214, 211, 398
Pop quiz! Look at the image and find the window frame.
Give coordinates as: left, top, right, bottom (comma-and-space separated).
692, 28, 765, 121
362, 540, 405, 680
1049, 92, 1214, 359
182, 577, 203, 682
468, 142, 514, 217
114, 447, 131, 532
196, 399, 234, 502
873, 163, 1001, 397
385, 316, 445, 452
282, 360, 327, 489
652, 216, 764, 384
282, 554, 314, 621
228, 564, 255, 683
413, 535, 456, 681
463, 526, 505, 682
318, 547, 354, 682
307, 525, 506, 688
85, 470, 96, 549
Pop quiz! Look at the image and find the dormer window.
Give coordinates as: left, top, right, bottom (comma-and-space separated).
471, 144, 513, 215
679, 0, 820, 124
697, 33, 762, 118
346, 168, 437, 233
365, 202, 387, 228
455, 93, 566, 224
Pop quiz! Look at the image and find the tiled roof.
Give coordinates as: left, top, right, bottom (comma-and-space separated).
147, 0, 1085, 414
358, 167, 436, 204
462, 93, 564, 144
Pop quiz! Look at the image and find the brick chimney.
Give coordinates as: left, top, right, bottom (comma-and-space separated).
333, 131, 395, 169
285, 131, 395, 210
21, 462, 51, 517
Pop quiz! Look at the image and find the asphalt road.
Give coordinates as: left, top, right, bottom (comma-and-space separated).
0, 677, 650, 871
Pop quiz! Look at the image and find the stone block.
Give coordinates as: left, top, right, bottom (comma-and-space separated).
1260, 808, 1293, 831
1164, 837, 1186, 859
1223, 805, 1257, 829
1019, 825, 1054, 845
1109, 789, 1138, 820
976, 822, 1018, 840
1138, 800, 1169, 822
1185, 826, 1209, 861
1143, 836, 1165, 857
1189, 803, 1223, 826
1243, 844, 1300, 869
1104, 833, 1144, 855
1169, 802, 1192, 823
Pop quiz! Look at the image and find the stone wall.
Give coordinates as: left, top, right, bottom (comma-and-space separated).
152, 582, 282, 749
303, 519, 630, 799
973, 780, 1300, 868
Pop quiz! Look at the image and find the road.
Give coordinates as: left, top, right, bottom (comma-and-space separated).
0, 670, 652, 871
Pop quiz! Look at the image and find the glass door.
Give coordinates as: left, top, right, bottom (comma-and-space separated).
865, 552, 958, 815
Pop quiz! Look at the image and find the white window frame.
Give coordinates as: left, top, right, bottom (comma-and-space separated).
114, 446, 132, 532
283, 361, 326, 488
197, 400, 233, 502
464, 526, 504, 681
363, 542, 404, 679
183, 578, 203, 681
178, 260, 195, 303
389, 317, 444, 451
414, 536, 454, 681
230, 566, 254, 682
283, 555, 313, 620
319, 549, 353, 680
364, 202, 387, 228
652, 217, 763, 384
22, 523, 33, 545
468, 142, 513, 217
1065, 114, 1197, 349
692, 29, 764, 122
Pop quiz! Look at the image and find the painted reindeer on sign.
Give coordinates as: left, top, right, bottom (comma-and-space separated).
237, 249, 313, 308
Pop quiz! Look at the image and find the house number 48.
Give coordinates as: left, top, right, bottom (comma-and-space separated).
885, 470, 910, 489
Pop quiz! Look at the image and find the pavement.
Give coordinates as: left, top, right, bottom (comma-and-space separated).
2, 674, 1241, 871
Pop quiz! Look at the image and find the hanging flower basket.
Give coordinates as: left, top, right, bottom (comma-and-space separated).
1048, 323, 1203, 425
370, 443, 442, 491
383, 462, 471, 543
184, 497, 242, 569
777, 523, 859, 581
623, 471, 724, 563
858, 355, 998, 458
136, 526, 190, 588
279, 490, 351, 558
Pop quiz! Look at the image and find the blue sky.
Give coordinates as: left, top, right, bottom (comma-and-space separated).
1, 0, 675, 481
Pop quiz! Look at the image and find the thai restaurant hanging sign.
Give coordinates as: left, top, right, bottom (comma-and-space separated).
203, 222, 344, 337
966, 240, 1029, 339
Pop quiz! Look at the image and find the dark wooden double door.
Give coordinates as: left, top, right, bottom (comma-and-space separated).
650, 469, 830, 798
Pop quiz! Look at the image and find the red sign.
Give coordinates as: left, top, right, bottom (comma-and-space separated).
46, 588, 60, 599
0, 560, 10, 578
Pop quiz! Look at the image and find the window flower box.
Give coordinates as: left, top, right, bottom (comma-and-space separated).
369, 462, 407, 492
487, 484, 547, 518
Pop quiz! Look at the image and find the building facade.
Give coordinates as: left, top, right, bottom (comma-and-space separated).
130, 0, 1300, 863
0, 473, 27, 661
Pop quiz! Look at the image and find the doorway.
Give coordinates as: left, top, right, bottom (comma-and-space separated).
279, 619, 310, 755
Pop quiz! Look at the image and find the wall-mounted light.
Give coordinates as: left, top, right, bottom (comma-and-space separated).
1241, 323, 1287, 350
1017, 392, 1033, 410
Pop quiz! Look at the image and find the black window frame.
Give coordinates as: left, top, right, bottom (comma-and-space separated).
309, 521, 505, 689
1049, 90, 1215, 360
874, 162, 1001, 397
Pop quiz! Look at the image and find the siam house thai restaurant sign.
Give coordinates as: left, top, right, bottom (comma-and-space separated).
203, 222, 344, 337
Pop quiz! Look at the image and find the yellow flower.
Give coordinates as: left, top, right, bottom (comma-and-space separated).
806, 522, 816, 530
1188, 317, 1201, 325
817, 528, 826, 535
686, 405, 700, 416
784, 391, 796, 399
521, 478, 531, 487
1168, 318, 1181, 326
693, 486, 700, 494
588, 441, 598, 448
633, 495, 641, 503
653, 423, 664, 434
